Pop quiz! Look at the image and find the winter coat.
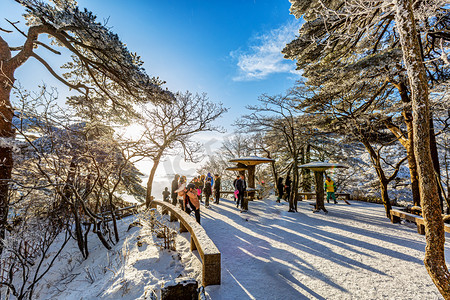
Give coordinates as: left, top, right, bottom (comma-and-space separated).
203, 182, 212, 195
236, 178, 247, 192
324, 179, 336, 193
186, 190, 200, 209
214, 177, 221, 192
206, 173, 214, 186
233, 178, 238, 189
285, 177, 292, 190
171, 179, 179, 198
162, 190, 170, 201
277, 178, 284, 195
175, 183, 186, 200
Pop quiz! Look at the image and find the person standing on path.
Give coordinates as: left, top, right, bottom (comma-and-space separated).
324, 176, 337, 204
171, 174, 180, 206
213, 174, 221, 204
233, 175, 240, 202
203, 177, 212, 208
197, 175, 204, 203
206, 172, 214, 188
176, 176, 187, 208
284, 176, 292, 202
276, 177, 284, 203
185, 183, 201, 224
236, 175, 247, 211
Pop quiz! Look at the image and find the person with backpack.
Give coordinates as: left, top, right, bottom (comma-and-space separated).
184, 183, 200, 224
203, 177, 212, 208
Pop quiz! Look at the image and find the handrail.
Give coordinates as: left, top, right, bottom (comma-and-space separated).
150, 200, 221, 286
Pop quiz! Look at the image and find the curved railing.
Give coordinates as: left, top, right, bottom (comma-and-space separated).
150, 200, 221, 286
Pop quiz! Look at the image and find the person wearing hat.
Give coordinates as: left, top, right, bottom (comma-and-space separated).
175, 176, 187, 208
213, 174, 221, 204
184, 183, 201, 223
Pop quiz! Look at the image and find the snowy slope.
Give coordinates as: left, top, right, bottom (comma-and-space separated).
33, 216, 201, 300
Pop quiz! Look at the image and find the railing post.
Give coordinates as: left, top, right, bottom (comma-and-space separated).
180, 221, 188, 233
190, 236, 197, 251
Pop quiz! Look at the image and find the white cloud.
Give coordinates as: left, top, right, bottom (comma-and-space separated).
231, 20, 302, 81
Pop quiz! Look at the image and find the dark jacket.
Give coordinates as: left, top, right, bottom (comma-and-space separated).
236, 178, 247, 192
277, 177, 284, 195
203, 181, 212, 195
285, 177, 292, 192
214, 177, 221, 192
171, 179, 179, 198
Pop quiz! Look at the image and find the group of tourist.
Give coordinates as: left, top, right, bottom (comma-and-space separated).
163, 173, 222, 224
276, 175, 292, 203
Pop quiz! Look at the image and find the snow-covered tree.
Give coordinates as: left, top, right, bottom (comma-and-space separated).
138, 91, 227, 207
283, 0, 450, 296
283, 1, 450, 209
0, 0, 170, 256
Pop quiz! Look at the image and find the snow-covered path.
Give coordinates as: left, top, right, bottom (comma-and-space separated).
200, 196, 448, 299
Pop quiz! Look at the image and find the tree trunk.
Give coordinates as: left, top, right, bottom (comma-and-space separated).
395, 0, 450, 297
270, 160, 278, 190
361, 139, 394, 218
378, 177, 392, 218
292, 157, 299, 211
0, 41, 15, 257
301, 144, 312, 192
146, 152, 163, 207
402, 107, 421, 207
314, 171, 327, 213
385, 80, 421, 207
247, 165, 256, 200
429, 115, 444, 211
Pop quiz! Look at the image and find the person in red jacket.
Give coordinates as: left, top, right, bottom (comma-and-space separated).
185, 183, 201, 224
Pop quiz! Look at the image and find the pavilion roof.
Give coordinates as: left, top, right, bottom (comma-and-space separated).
229, 156, 275, 166
298, 161, 348, 172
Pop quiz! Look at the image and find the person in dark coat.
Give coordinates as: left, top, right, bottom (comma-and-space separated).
213, 174, 221, 204
236, 175, 247, 211
284, 176, 292, 202
233, 175, 240, 201
276, 177, 284, 203
162, 187, 170, 202
171, 174, 180, 205
203, 177, 212, 208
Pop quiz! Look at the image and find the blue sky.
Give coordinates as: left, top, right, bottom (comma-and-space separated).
3, 0, 302, 131
2, 0, 303, 192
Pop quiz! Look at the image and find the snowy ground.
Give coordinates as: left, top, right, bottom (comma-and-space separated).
31, 196, 448, 299
33, 214, 202, 300
202, 196, 448, 300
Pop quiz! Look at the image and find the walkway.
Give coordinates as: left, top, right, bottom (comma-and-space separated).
199, 196, 447, 299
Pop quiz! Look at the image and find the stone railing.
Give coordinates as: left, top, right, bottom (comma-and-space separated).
150, 200, 221, 286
